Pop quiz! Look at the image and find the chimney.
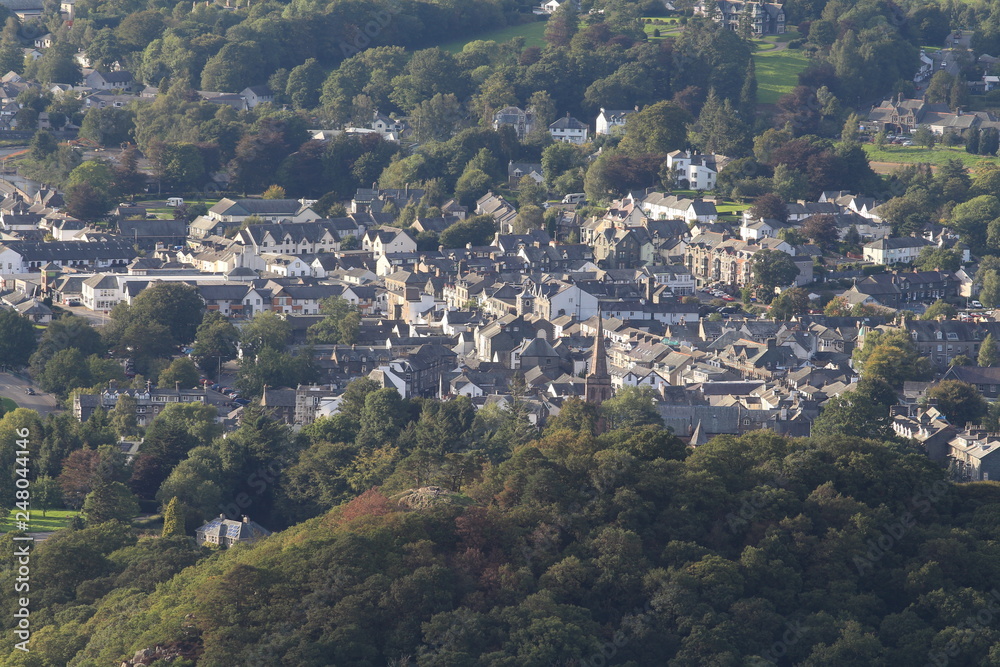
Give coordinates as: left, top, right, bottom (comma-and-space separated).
242, 516, 249, 523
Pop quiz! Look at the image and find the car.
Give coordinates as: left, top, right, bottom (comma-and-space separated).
722, 295, 735, 301
233, 397, 251, 406
125, 371, 136, 378
973, 300, 984, 309
24, 387, 34, 395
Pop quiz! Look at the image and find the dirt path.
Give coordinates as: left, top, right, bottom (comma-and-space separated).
869, 161, 939, 175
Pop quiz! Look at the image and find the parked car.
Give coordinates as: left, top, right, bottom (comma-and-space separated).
24, 387, 34, 395
973, 300, 984, 309
233, 397, 251, 406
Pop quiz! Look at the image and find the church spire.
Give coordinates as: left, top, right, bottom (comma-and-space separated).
586, 310, 613, 406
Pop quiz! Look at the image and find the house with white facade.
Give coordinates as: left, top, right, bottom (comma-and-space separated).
664, 151, 729, 191
862, 236, 933, 265
362, 227, 417, 259
595, 107, 636, 135
639, 192, 718, 223
548, 115, 589, 144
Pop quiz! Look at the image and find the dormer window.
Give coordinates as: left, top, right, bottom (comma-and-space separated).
936, 332, 943, 340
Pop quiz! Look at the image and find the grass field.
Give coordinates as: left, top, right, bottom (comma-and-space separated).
0, 397, 16, 413
754, 46, 810, 105
862, 144, 1000, 170
439, 20, 548, 53
0, 509, 79, 533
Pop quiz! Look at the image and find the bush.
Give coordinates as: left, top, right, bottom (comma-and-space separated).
787, 39, 805, 49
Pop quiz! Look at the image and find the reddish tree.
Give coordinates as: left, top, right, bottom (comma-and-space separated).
339, 488, 393, 522
57, 448, 103, 509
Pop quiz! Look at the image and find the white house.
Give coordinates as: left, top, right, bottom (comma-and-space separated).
665, 150, 727, 191
595, 107, 636, 135
362, 227, 417, 259
548, 115, 589, 144
862, 236, 932, 265
640, 192, 718, 223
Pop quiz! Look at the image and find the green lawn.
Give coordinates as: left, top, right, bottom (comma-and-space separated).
0, 397, 16, 413
1, 509, 79, 533
862, 143, 1000, 170
753, 46, 811, 105
439, 20, 548, 53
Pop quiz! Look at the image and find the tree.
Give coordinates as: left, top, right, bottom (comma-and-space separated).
914, 127, 936, 149
65, 182, 113, 221
439, 215, 495, 249
33, 476, 61, 518
749, 249, 799, 303
262, 185, 286, 199
454, 167, 492, 208
0, 309, 36, 369
600, 386, 663, 430
854, 329, 932, 387
686, 89, 752, 157
410, 93, 466, 142
158, 357, 200, 389
922, 299, 957, 321
967, 128, 981, 155
83, 480, 139, 525
110, 393, 138, 439
162, 496, 186, 537
240, 311, 291, 357
192, 311, 239, 379
981, 333, 998, 367
982, 270, 1000, 308
952, 195, 1000, 248
37, 348, 90, 396
769, 287, 809, 319
749, 193, 788, 223
124, 282, 204, 348
925, 380, 989, 427
801, 214, 838, 248
80, 106, 135, 147
286, 58, 325, 110
307, 296, 361, 345
824, 296, 851, 317
618, 102, 692, 156
913, 246, 961, 272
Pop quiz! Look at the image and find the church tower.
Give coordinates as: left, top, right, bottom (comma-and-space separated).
585, 311, 613, 405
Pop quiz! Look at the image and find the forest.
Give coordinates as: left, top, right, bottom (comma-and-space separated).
3, 389, 1000, 665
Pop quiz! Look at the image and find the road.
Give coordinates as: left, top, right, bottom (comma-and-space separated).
0, 373, 60, 418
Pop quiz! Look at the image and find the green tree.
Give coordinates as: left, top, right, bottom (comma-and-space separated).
438, 215, 495, 249
600, 386, 663, 430
914, 127, 936, 149
38, 348, 90, 396
687, 89, 752, 157
240, 310, 291, 357
191, 311, 239, 379
307, 296, 361, 345
854, 329, 932, 388
286, 58, 325, 110
158, 357, 201, 389
110, 393, 138, 439
952, 195, 1000, 248
925, 380, 989, 427
618, 101, 692, 156
769, 287, 809, 319
0, 309, 36, 369
83, 480, 139, 525
982, 270, 1000, 308
980, 333, 998, 367
922, 299, 957, 321
749, 249, 799, 303
33, 475, 61, 518
161, 496, 186, 537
